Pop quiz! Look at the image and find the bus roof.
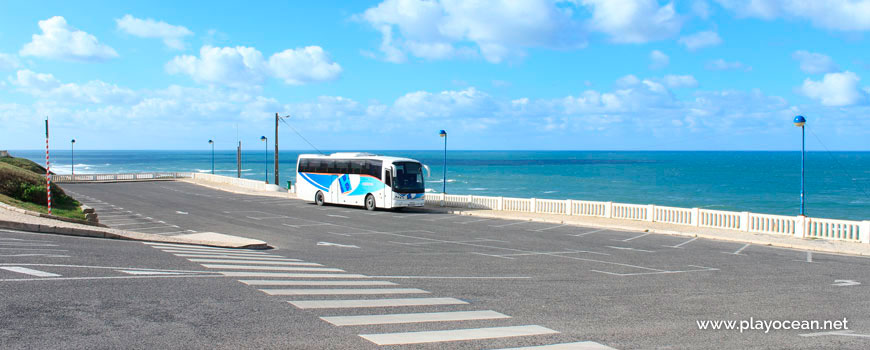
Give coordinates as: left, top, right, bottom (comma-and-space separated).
297, 153, 421, 164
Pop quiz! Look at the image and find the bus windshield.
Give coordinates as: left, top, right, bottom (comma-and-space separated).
392, 162, 425, 193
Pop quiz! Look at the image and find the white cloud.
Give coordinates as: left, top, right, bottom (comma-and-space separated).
359, 0, 585, 63
20, 16, 118, 62
583, 0, 683, 43
692, 0, 712, 19
392, 87, 496, 119
678, 30, 722, 50
791, 50, 839, 74
649, 50, 669, 69
0, 53, 20, 70
115, 14, 193, 50
662, 74, 698, 88
166, 45, 341, 87
706, 58, 751, 71
800, 71, 866, 106
10, 69, 138, 105
715, 0, 870, 31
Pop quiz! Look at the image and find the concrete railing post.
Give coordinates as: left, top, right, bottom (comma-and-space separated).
498, 197, 504, 211
605, 201, 612, 218
646, 204, 655, 222
691, 208, 700, 226
740, 212, 750, 232
531, 198, 537, 213
795, 216, 806, 238
566, 199, 573, 216
861, 221, 870, 244
468, 195, 473, 208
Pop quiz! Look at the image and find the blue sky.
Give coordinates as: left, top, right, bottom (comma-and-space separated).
1, 0, 869, 151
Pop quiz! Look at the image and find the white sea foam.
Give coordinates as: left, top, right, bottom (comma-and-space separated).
469, 188, 487, 191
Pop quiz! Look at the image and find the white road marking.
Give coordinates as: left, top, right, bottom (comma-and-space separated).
359, 325, 559, 345
730, 243, 750, 255
832, 279, 860, 287
494, 341, 618, 349
260, 288, 429, 295
0, 266, 61, 277
117, 270, 188, 275
606, 246, 655, 253
239, 280, 397, 286
145, 242, 266, 252
455, 218, 492, 224
0, 243, 58, 247
220, 272, 369, 278
366, 275, 531, 279
591, 265, 718, 276
0, 274, 223, 282
127, 226, 178, 231
528, 224, 568, 232
0, 248, 68, 251
0, 254, 69, 257
322, 310, 509, 326
186, 259, 321, 266
288, 297, 467, 309
806, 251, 813, 263
316, 242, 359, 248
667, 237, 698, 248
199, 264, 344, 272
327, 214, 349, 218
282, 223, 332, 228
800, 330, 870, 338
176, 211, 188, 215
481, 250, 610, 259
618, 233, 649, 242
157, 249, 272, 256
171, 254, 299, 261
489, 221, 528, 228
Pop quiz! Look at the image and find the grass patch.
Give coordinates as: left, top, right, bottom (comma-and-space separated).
0, 159, 85, 221
0, 155, 49, 175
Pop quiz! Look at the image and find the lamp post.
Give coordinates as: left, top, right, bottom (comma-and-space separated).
70, 139, 76, 178
260, 136, 268, 184
208, 139, 214, 175
439, 130, 447, 199
793, 115, 806, 216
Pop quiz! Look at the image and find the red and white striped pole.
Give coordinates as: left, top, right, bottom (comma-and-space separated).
45, 117, 51, 215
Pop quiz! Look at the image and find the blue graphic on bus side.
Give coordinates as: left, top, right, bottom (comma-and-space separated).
339, 174, 351, 193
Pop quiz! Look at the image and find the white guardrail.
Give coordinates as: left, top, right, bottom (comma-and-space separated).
53, 172, 193, 182
424, 193, 870, 244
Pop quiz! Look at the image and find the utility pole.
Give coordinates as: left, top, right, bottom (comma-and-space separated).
275, 113, 279, 186
237, 141, 241, 178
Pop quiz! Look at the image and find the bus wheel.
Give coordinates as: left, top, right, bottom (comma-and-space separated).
315, 191, 324, 206
365, 194, 376, 211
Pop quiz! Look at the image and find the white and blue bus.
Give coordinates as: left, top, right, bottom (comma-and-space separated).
295, 153, 427, 210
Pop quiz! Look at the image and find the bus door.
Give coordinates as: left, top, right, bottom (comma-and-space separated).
383, 167, 393, 209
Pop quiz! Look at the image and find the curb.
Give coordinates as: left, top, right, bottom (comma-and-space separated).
0, 201, 105, 227
443, 208, 870, 258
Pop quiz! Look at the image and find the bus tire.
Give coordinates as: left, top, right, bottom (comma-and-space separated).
365, 194, 376, 211
315, 191, 325, 206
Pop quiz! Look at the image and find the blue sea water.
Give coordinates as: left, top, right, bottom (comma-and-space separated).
8, 150, 870, 221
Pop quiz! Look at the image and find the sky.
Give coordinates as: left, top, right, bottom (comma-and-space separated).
0, 0, 869, 151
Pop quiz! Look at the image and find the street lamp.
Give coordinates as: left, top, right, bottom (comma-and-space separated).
260, 136, 268, 184
208, 139, 214, 175
793, 115, 807, 216
70, 139, 75, 178
439, 130, 447, 198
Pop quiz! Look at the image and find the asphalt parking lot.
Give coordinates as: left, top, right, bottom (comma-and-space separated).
29, 181, 870, 349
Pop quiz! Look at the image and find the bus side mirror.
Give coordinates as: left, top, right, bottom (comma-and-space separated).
422, 164, 431, 178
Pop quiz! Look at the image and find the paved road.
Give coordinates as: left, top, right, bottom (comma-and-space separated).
5, 181, 869, 349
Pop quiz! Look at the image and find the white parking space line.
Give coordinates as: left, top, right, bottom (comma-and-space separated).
494, 341, 618, 349
727, 243, 750, 255
187, 259, 321, 266
455, 218, 492, 224
282, 223, 333, 228
665, 237, 698, 248
617, 233, 650, 242
0, 266, 62, 277
359, 325, 559, 345
568, 229, 608, 237
489, 221, 528, 228
260, 288, 429, 296
239, 280, 397, 286
591, 265, 718, 276
220, 272, 369, 278
200, 264, 344, 272
327, 214, 349, 219
321, 310, 509, 326
0, 248, 68, 251
172, 254, 300, 261
0, 243, 59, 247
421, 215, 460, 222
288, 297, 467, 309
606, 246, 655, 253
128, 226, 178, 231
528, 224, 568, 232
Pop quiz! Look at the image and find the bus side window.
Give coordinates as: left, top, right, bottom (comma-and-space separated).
298, 159, 308, 172
336, 160, 350, 174
325, 160, 337, 173
384, 169, 392, 187
367, 160, 382, 180
351, 160, 363, 174
313, 160, 326, 173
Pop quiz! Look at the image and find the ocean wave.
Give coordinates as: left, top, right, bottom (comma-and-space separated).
430, 179, 460, 183
543, 190, 558, 194
469, 188, 487, 191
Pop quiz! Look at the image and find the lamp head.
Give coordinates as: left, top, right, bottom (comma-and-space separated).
793, 115, 806, 127
208, 139, 213, 144
439, 130, 447, 137
71, 139, 75, 144
260, 136, 267, 141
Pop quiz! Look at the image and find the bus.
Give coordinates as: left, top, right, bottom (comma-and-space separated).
295, 153, 428, 210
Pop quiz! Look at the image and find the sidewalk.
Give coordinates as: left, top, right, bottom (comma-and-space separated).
437, 206, 870, 257
181, 178, 297, 199
0, 205, 268, 249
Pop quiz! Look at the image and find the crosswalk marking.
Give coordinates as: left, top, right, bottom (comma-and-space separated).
288, 297, 468, 309
200, 264, 344, 272
359, 325, 559, 345
186, 259, 321, 266
0, 266, 61, 277
321, 310, 510, 326
493, 341, 618, 350
220, 272, 369, 278
260, 288, 429, 296
239, 280, 396, 286
171, 254, 300, 261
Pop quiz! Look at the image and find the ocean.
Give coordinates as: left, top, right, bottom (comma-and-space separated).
8, 150, 870, 221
